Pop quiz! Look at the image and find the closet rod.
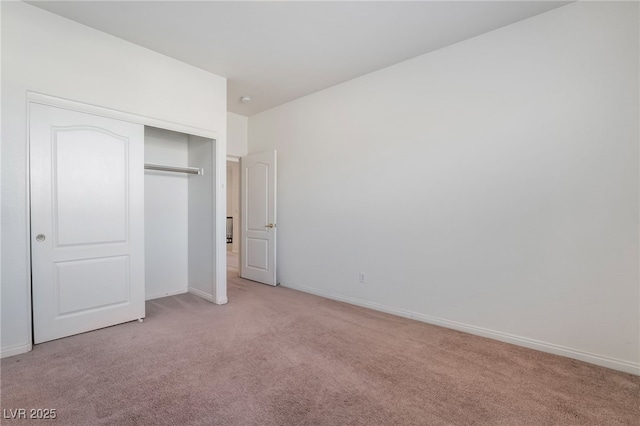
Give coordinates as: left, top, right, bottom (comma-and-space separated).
144, 163, 203, 175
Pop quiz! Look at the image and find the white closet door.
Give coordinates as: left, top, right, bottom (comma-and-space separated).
30, 103, 145, 344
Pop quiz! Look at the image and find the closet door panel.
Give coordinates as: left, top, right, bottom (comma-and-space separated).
55, 256, 130, 315
54, 128, 128, 245
30, 102, 145, 344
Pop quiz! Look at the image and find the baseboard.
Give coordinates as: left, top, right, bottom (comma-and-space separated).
145, 289, 188, 301
188, 287, 214, 303
1, 342, 32, 359
281, 283, 640, 376
188, 287, 228, 305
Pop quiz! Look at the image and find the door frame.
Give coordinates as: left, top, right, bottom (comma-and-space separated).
26, 92, 227, 345
226, 156, 241, 268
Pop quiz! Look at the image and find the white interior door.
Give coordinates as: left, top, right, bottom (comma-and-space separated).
30, 102, 145, 344
240, 151, 277, 285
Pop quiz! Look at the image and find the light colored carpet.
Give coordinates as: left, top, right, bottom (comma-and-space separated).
1, 271, 638, 425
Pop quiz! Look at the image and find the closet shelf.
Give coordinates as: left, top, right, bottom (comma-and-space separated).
144, 163, 203, 175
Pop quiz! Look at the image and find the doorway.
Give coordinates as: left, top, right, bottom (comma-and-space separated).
227, 158, 240, 272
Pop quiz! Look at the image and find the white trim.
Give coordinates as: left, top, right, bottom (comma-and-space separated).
145, 289, 188, 301
214, 137, 228, 305
1, 343, 32, 359
280, 282, 640, 376
23, 94, 34, 354
187, 287, 228, 305
226, 156, 240, 162
188, 287, 214, 303
27, 92, 218, 141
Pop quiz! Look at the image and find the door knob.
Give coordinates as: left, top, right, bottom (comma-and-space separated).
36, 234, 46, 242
265, 224, 275, 228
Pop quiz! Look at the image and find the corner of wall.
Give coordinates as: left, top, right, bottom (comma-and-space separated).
227, 112, 248, 157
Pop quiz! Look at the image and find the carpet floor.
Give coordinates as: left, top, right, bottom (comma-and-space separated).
1, 271, 638, 425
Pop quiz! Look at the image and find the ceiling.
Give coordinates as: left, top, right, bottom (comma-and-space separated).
28, 1, 570, 116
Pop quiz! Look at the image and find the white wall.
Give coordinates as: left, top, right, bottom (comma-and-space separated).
144, 127, 189, 300
226, 112, 246, 254
248, 1, 639, 374
227, 112, 248, 157
0, 4, 4, 339
1, 2, 227, 357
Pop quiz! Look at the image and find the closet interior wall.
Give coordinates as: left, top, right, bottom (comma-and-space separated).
144, 127, 217, 301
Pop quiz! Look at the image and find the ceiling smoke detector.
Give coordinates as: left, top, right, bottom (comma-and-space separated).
240, 96, 251, 103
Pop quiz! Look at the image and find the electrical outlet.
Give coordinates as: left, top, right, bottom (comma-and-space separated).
359, 272, 367, 283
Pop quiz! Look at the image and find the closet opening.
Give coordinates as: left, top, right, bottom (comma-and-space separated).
144, 126, 220, 302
